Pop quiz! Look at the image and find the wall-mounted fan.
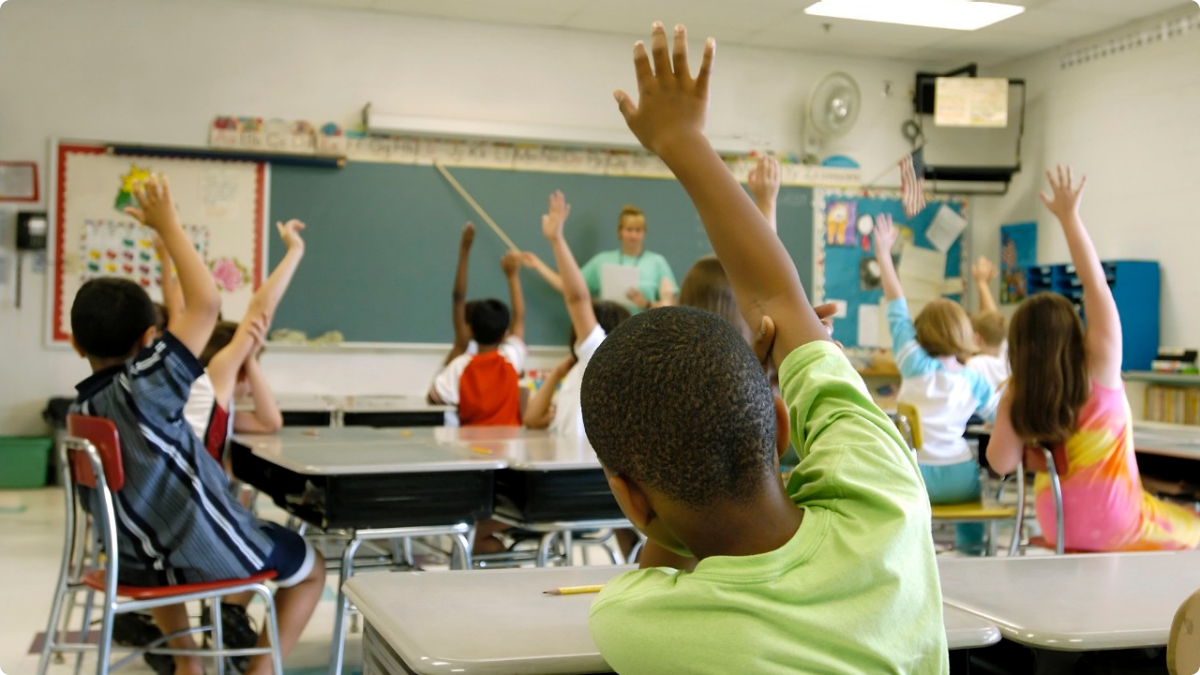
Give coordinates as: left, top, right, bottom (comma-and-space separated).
803, 71, 862, 164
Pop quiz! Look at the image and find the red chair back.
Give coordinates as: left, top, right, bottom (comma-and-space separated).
66, 414, 125, 491
1023, 444, 1069, 476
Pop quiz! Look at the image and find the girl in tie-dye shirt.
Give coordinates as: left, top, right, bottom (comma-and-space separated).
986, 166, 1200, 552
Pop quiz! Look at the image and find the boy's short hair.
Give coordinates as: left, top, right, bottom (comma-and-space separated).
914, 299, 976, 359
71, 278, 157, 359
970, 310, 1007, 348
581, 306, 776, 510
200, 320, 241, 367
467, 299, 511, 346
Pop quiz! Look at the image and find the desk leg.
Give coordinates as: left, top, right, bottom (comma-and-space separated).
537, 533, 556, 567
330, 535, 364, 675
450, 531, 473, 570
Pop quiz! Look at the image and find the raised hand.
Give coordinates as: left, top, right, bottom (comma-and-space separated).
1039, 165, 1088, 222
541, 190, 571, 242
873, 213, 898, 255
276, 219, 306, 253
614, 22, 715, 157
747, 154, 781, 206
124, 175, 178, 232
460, 222, 476, 251
626, 287, 649, 310
245, 311, 271, 349
501, 250, 522, 277
972, 256, 998, 283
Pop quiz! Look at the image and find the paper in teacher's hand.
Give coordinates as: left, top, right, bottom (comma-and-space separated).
926, 205, 967, 253
600, 264, 640, 306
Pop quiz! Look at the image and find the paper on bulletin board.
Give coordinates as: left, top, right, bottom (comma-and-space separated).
925, 204, 967, 253
858, 304, 882, 348
899, 245, 946, 284
600, 264, 640, 306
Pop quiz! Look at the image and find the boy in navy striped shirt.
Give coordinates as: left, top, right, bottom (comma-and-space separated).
69, 175, 323, 675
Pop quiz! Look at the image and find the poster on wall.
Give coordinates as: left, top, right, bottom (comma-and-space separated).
49, 142, 267, 345
812, 188, 968, 350
999, 221, 1037, 304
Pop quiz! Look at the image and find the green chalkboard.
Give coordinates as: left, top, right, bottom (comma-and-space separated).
267, 162, 814, 345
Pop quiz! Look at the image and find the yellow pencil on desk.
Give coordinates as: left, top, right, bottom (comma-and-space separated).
471, 445, 493, 455
543, 584, 605, 596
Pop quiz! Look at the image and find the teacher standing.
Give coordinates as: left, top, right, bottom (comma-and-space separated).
523, 205, 676, 313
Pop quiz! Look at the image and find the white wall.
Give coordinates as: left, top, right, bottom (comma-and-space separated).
971, 7, 1200, 352
0, 0, 929, 434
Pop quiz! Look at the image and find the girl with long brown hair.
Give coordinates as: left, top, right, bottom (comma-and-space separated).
987, 166, 1200, 551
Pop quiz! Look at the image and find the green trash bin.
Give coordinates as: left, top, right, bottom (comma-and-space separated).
0, 436, 54, 488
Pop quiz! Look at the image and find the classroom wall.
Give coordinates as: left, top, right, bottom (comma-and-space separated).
971, 6, 1200, 353
0, 0, 931, 434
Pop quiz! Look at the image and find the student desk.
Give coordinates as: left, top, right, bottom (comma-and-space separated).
1133, 421, 1200, 460
344, 566, 1000, 675
469, 434, 629, 566
341, 395, 455, 428
939, 552, 1200, 651
273, 393, 341, 427
230, 427, 506, 675
272, 394, 455, 428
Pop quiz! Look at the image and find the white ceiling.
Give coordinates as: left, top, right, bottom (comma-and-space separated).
233, 0, 1195, 65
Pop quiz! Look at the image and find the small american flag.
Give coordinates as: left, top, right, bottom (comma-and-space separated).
898, 147, 927, 218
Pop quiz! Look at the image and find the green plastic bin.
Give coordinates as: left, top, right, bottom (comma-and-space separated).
0, 436, 53, 488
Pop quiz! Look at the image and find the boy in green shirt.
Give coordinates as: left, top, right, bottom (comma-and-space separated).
579, 22, 947, 675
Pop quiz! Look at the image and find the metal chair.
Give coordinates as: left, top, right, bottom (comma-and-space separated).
38, 414, 284, 675
891, 403, 1026, 556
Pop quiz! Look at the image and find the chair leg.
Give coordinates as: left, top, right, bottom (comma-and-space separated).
94, 598, 117, 675
450, 531, 473, 570
561, 531, 574, 567
330, 536, 364, 675
259, 588, 285, 675
537, 533, 555, 567
212, 596, 225, 675
38, 579, 70, 675
76, 589, 97, 675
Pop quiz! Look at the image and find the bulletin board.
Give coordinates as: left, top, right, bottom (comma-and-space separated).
813, 188, 968, 349
49, 142, 267, 344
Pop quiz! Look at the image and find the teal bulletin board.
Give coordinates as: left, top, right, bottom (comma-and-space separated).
267, 162, 815, 345
814, 189, 968, 349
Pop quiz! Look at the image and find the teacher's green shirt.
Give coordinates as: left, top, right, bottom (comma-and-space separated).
580, 250, 676, 312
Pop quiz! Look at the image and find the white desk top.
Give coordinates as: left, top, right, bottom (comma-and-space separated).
1133, 421, 1200, 459
461, 435, 603, 471
345, 566, 999, 675
940, 551, 1200, 650
232, 429, 505, 475
271, 393, 340, 411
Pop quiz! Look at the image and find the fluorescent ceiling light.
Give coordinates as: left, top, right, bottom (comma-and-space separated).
804, 0, 1025, 31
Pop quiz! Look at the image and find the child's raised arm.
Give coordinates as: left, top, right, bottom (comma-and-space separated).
444, 223, 475, 366
125, 176, 219, 357
234, 351, 284, 433
520, 251, 565, 293
502, 251, 526, 340
615, 24, 828, 363
747, 154, 781, 233
971, 256, 999, 314
873, 214, 904, 301
1041, 166, 1121, 388
208, 220, 305, 408
152, 234, 184, 324
542, 191, 598, 341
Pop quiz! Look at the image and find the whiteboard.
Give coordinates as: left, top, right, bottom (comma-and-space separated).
49, 142, 268, 345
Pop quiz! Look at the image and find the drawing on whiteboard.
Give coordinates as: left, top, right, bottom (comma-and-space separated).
114, 164, 152, 213
210, 256, 249, 293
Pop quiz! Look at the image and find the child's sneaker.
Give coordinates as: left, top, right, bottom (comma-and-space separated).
221, 603, 257, 673
110, 613, 173, 674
